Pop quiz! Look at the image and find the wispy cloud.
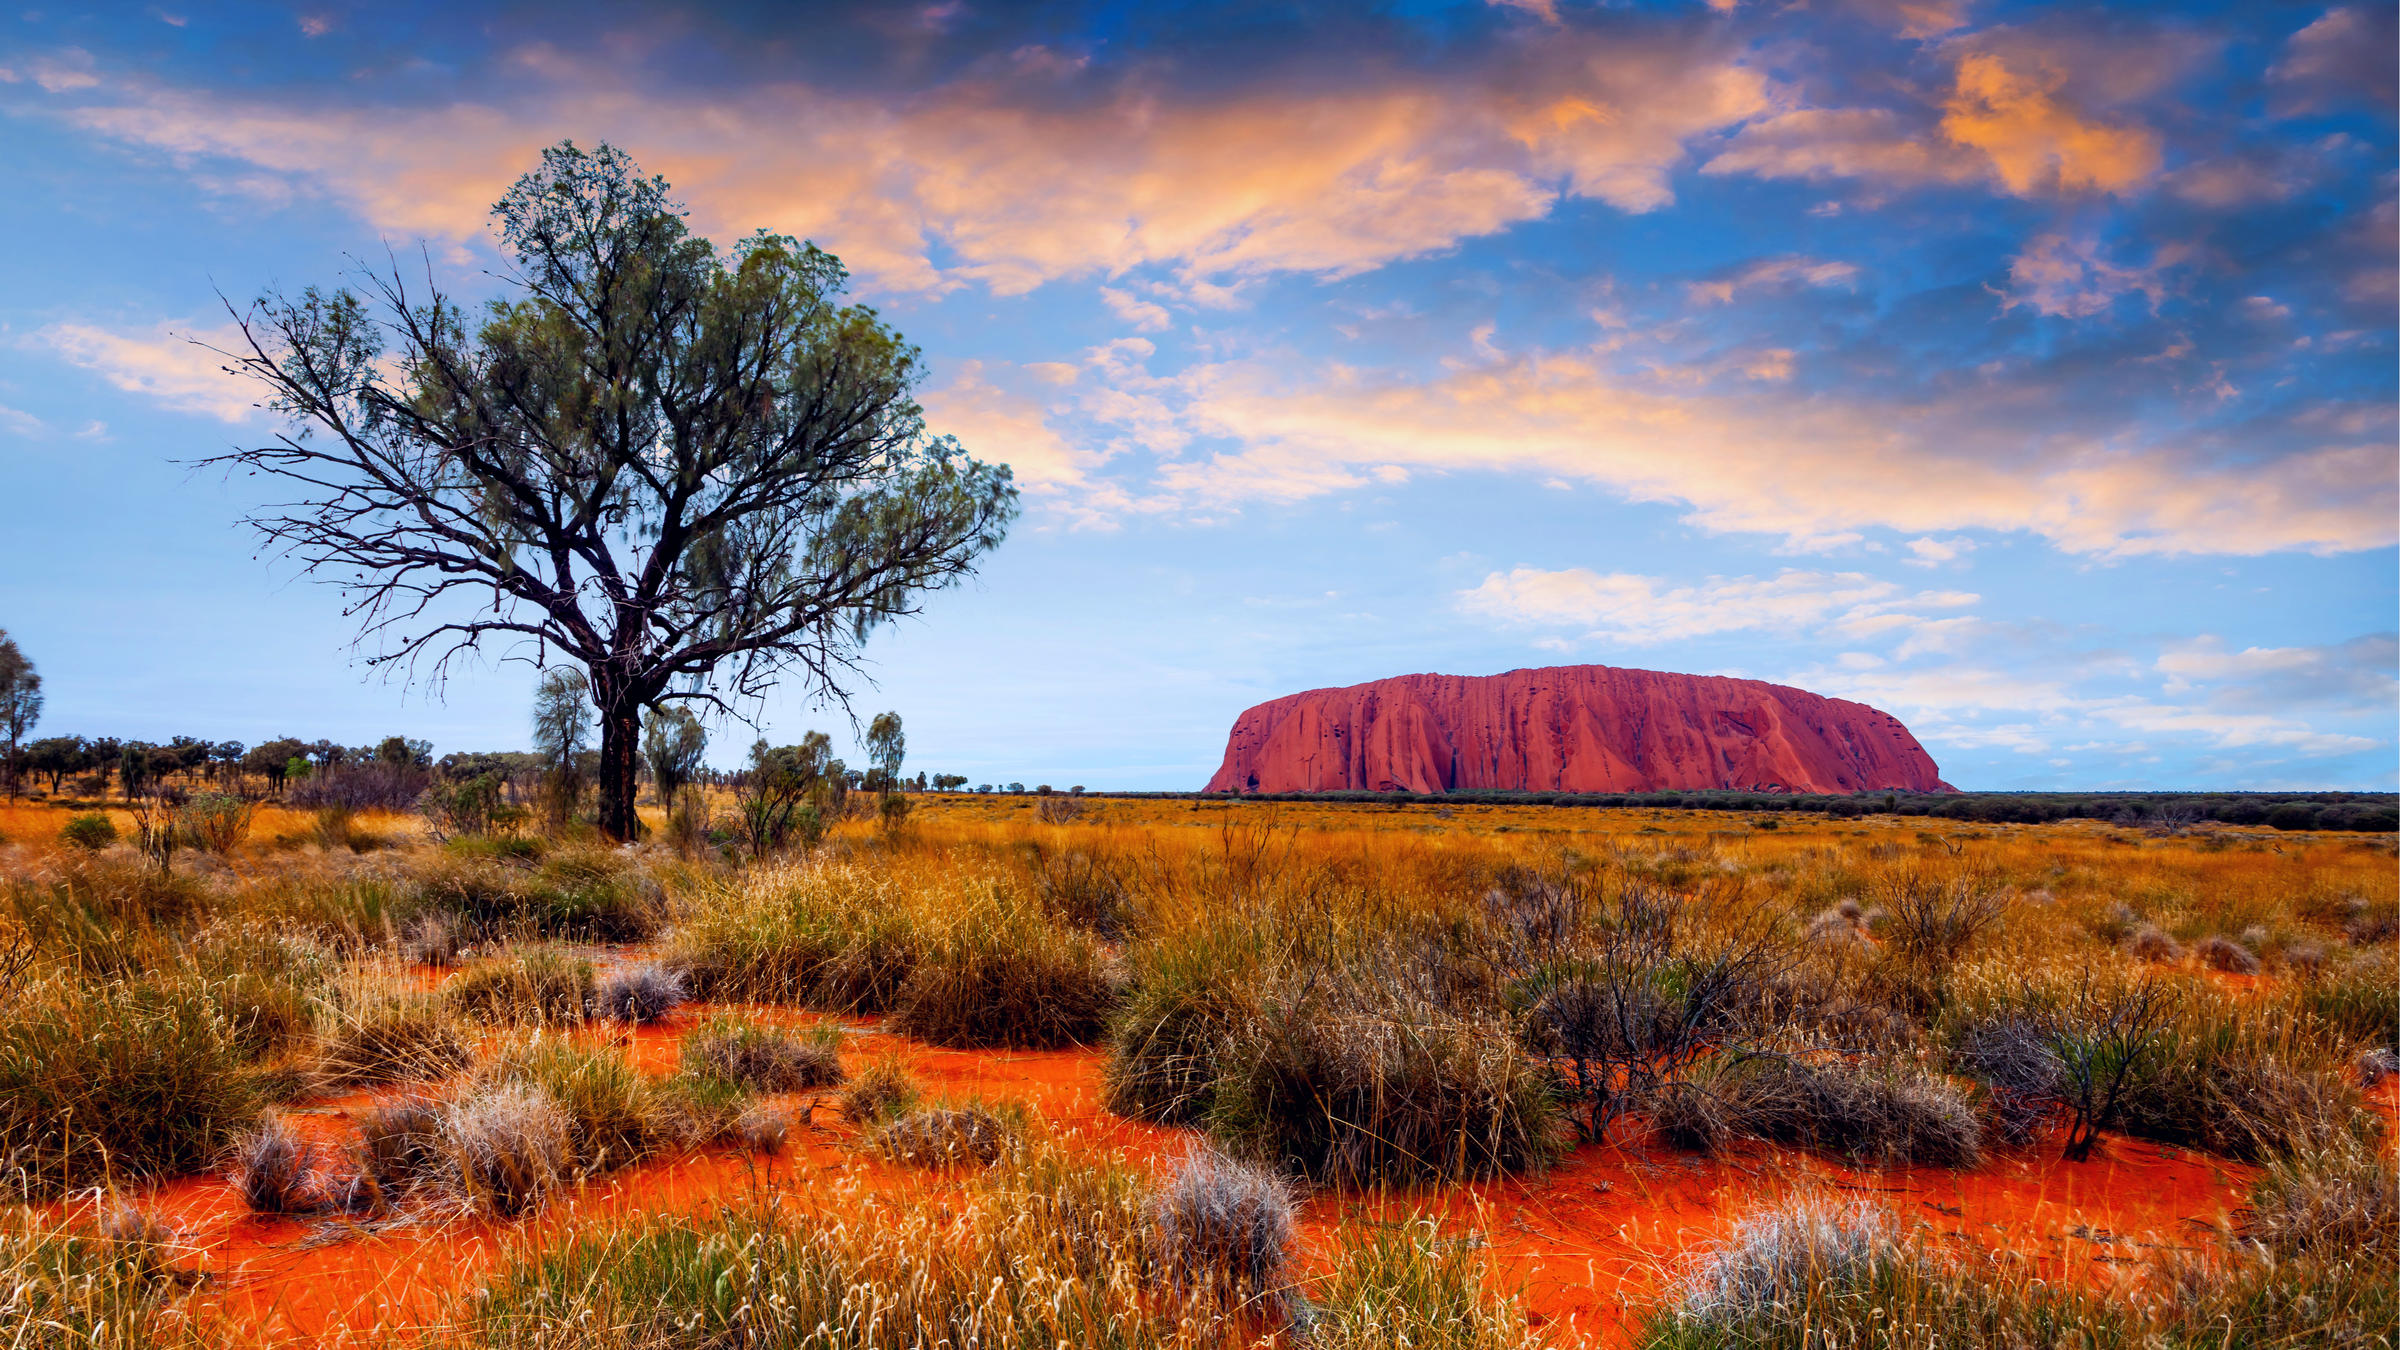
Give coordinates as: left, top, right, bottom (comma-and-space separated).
1457, 566, 1974, 646
39, 321, 256, 423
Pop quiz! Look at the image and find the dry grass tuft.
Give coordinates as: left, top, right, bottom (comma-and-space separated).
874, 1103, 1013, 1167
1151, 1146, 1297, 1311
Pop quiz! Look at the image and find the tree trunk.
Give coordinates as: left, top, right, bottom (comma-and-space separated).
596, 695, 643, 842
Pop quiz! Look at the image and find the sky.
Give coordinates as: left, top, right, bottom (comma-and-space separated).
0, 0, 2393, 791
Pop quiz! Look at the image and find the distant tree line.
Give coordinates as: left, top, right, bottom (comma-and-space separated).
1164, 788, 2397, 832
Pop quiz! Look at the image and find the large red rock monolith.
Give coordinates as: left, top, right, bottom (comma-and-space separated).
1203, 665, 1952, 795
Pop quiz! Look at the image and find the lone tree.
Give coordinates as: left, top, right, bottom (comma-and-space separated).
642, 704, 707, 810
206, 142, 1019, 839
0, 631, 40, 801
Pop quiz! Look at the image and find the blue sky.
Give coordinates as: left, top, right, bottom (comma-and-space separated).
0, 0, 2392, 790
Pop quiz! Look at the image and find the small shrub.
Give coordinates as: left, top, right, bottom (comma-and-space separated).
448, 950, 595, 1024
734, 1104, 790, 1153
680, 1018, 845, 1092
315, 1000, 472, 1090
593, 962, 685, 1025
58, 814, 117, 851
1150, 1147, 1296, 1311
1660, 1199, 1902, 1335
2124, 924, 2182, 963
1654, 1051, 1982, 1167
229, 1117, 318, 1215
873, 1103, 1013, 1167
179, 794, 254, 855
355, 1096, 444, 1197
439, 1083, 571, 1216
400, 912, 463, 967
839, 1057, 920, 1125
890, 910, 1116, 1049
1310, 1219, 1539, 1350
2237, 1136, 2399, 1259
478, 1039, 661, 1174
2196, 935, 2261, 975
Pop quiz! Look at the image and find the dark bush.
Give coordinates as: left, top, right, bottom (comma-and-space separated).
1654, 1050, 1981, 1167
1208, 980, 1566, 1186
839, 1057, 921, 1125
891, 912, 1116, 1049
58, 813, 117, 850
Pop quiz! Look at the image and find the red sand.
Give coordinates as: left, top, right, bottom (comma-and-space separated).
65, 994, 2293, 1349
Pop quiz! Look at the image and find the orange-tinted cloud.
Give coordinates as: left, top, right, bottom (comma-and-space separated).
47, 30, 1765, 296
1940, 52, 2160, 195
1116, 343, 2395, 556
1708, 48, 2164, 199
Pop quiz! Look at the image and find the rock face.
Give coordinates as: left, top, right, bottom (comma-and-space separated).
1203, 665, 1953, 796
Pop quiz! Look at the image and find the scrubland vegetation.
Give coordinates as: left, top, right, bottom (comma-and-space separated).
0, 790, 2389, 1347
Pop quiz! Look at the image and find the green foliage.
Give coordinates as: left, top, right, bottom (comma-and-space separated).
59, 813, 118, 851
891, 904, 1116, 1049
640, 706, 706, 810
1310, 1221, 1543, 1350
0, 978, 268, 1194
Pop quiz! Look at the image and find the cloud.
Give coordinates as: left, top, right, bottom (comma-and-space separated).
917, 362, 1125, 526
1704, 108, 1983, 190
1903, 536, 1975, 566
29, 22, 1767, 295
2001, 232, 2173, 318
39, 321, 257, 423
2269, 6, 2398, 114
1706, 50, 2161, 199
0, 404, 43, 436
1098, 287, 1172, 333
1800, 660, 2382, 759
2157, 633, 2399, 708
1686, 255, 1860, 305
1131, 343, 2396, 556
1457, 566, 1975, 646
